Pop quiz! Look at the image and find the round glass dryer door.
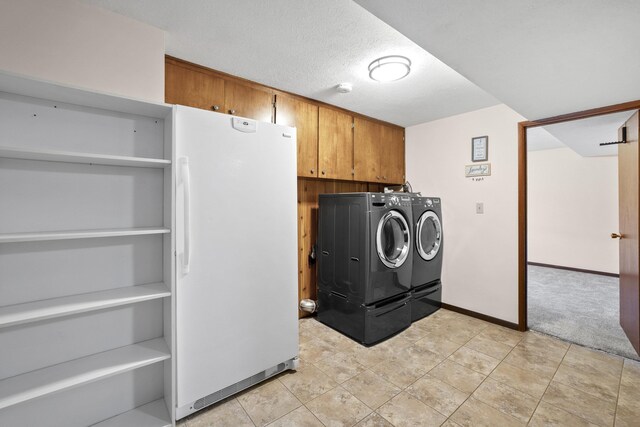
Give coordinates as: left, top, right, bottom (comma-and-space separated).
376, 210, 411, 268
416, 211, 442, 261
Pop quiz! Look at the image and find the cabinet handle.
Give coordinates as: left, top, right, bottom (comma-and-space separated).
376, 176, 381, 180
383, 176, 387, 180
321, 170, 326, 175
229, 109, 236, 115
211, 105, 220, 111
310, 169, 315, 174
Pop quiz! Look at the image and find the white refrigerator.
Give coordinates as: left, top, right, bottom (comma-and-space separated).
174, 106, 299, 419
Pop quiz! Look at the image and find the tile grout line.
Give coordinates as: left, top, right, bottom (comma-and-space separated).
612, 360, 624, 426
540, 379, 618, 426
310, 313, 470, 425
515, 336, 566, 424
234, 395, 261, 426
437, 324, 526, 425
258, 376, 309, 426
550, 364, 622, 403
479, 336, 563, 404
356, 367, 403, 409
302, 384, 372, 427
525, 343, 584, 426
190, 314, 633, 427
404, 377, 455, 421
301, 382, 336, 407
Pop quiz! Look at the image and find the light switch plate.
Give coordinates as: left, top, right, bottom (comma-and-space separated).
476, 202, 484, 214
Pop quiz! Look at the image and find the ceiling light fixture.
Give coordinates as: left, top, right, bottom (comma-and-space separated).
368, 55, 411, 82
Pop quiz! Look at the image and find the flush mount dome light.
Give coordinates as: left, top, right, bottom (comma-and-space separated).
368, 55, 411, 82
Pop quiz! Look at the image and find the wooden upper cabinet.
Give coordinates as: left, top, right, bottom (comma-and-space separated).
275, 95, 319, 178
354, 118, 405, 184
165, 57, 404, 184
224, 81, 273, 123
354, 117, 381, 182
318, 107, 353, 180
381, 127, 405, 184
165, 61, 225, 112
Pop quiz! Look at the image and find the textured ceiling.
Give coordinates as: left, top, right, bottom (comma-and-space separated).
81, 0, 499, 127
354, 0, 640, 121
529, 110, 633, 157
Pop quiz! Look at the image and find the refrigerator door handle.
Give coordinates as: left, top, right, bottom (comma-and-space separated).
180, 157, 191, 275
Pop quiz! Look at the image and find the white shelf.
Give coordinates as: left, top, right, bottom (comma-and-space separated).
0, 227, 171, 243
91, 399, 171, 427
0, 338, 170, 410
0, 283, 170, 329
0, 146, 171, 168
0, 70, 173, 119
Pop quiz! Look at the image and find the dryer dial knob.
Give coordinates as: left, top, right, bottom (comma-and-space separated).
390, 195, 399, 206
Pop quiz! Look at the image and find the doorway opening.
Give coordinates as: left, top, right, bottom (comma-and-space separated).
526, 112, 638, 360
518, 101, 640, 360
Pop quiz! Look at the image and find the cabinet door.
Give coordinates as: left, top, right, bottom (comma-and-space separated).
353, 117, 382, 182
224, 81, 273, 122
380, 126, 405, 184
318, 107, 353, 180
165, 62, 225, 112
276, 95, 319, 178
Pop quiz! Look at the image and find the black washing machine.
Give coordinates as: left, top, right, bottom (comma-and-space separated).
317, 192, 413, 345
410, 195, 443, 321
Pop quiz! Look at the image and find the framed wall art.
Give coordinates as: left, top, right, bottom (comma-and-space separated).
472, 135, 488, 162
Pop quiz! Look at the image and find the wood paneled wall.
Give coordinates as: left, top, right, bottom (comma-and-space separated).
297, 178, 386, 317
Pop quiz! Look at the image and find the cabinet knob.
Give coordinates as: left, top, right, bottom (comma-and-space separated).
321, 170, 326, 175
228, 109, 236, 115
211, 105, 220, 111
310, 169, 315, 174
382, 176, 387, 180
376, 176, 381, 180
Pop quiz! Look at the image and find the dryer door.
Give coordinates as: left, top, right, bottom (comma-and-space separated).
376, 210, 411, 268
416, 211, 442, 261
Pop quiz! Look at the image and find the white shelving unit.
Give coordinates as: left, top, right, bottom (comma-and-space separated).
91, 399, 172, 427
0, 282, 170, 329
0, 146, 171, 168
0, 338, 170, 410
0, 71, 175, 426
0, 227, 171, 244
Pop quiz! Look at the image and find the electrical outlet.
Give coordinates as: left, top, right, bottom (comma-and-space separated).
476, 202, 484, 214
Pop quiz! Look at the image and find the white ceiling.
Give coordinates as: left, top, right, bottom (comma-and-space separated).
527, 128, 564, 152
528, 110, 633, 157
82, 0, 499, 127
354, 0, 640, 121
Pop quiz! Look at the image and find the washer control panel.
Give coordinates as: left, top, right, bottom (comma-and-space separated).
387, 195, 411, 207
372, 193, 411, 207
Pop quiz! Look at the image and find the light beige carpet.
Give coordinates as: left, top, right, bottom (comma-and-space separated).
528, 265, 639, 360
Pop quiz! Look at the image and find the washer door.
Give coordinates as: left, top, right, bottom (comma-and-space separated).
376, 210, 411, 268
416, 211, 442, 261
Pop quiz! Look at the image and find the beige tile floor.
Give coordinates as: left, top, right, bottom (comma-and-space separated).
177, 309, 640, 426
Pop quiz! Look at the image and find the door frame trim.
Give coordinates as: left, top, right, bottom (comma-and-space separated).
518, 100, 640, 331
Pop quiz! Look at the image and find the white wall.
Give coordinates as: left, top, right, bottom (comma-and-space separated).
0, 0, 164, 102
406, 104, 524, 324
528, 147, 618, 274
